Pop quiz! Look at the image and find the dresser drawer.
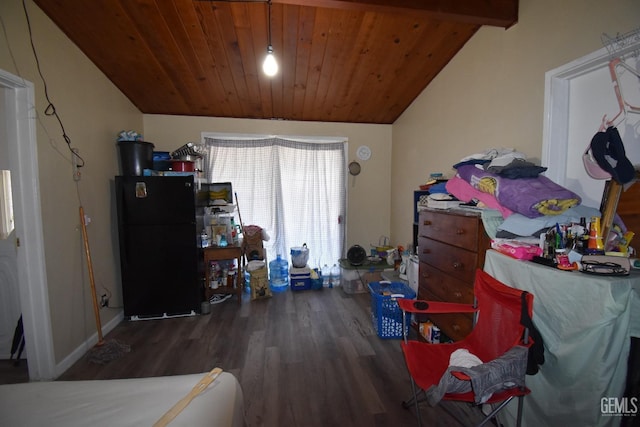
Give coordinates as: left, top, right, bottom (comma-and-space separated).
418, 210, 480, 249
417, 238, 478, 284
419, 288, 473, 341
419, 262, 474, 304
428, 312, 473, 341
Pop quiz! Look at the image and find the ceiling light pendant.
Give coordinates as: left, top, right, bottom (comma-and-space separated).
262, 0, 278, 77
263, 45, 278, 77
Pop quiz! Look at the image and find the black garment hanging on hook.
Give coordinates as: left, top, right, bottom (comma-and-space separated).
590, 126, 635, 184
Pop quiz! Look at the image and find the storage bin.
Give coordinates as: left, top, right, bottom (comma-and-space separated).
368, 281, 416, 339
290, 266, 311, 291
152, 151, 171, 171
290, 244, 309, 268
208, 182, 234, 204
117, 141, 154, 176
341, 267, 383, 294
310, 268, 323, 290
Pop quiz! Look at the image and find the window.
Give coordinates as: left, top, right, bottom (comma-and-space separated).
0, 169, 14, 239
202, 134, 346, 268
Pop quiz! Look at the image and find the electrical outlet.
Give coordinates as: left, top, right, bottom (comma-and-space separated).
100, 294, 109, 308
72, 148, 81, 181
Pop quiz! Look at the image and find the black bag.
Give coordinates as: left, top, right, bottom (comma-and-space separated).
521, 292, 544, 375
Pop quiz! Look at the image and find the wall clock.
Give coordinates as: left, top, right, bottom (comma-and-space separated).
356, 145, 371, 161
348, 161, 361, 176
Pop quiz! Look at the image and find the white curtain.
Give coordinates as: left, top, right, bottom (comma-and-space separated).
202, 134, 346, 269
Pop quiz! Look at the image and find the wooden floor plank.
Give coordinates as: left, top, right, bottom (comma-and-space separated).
241, 329, 266, 427
4, 287, 492, 426
337, 336, 386, 415
261, 346, 280, 427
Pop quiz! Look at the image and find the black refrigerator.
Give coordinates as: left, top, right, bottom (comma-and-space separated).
115, 176, 200, 318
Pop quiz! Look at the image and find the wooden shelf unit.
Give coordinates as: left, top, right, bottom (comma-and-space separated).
203, 246, 243, 305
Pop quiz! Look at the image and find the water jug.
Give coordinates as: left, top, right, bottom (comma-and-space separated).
321, 264, 330, 287
330, 263, 341, 288
269, 255, 289, 292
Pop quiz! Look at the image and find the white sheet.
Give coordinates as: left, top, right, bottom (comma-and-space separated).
0, 372, 245, 427
484, 249, 640, 427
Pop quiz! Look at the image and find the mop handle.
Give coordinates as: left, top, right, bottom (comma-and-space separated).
79, 206, 104, 344
153, 368, 223, 427
234, 192, 244, 232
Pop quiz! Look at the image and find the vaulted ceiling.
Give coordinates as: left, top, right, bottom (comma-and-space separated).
33, 0, 518, 124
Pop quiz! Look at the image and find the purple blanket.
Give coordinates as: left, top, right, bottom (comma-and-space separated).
456, 165, 581, 218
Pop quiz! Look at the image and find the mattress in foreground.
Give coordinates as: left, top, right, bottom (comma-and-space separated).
0, 371, 245, 427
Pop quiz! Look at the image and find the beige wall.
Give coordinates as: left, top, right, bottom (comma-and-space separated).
143, 115, 393, 251
391, 0, 640, 248
1, 0, 142, 364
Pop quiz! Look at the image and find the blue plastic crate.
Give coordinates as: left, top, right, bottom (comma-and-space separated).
368, 281, 416, 339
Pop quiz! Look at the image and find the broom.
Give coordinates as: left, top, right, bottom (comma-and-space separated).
79, 206, 130, 364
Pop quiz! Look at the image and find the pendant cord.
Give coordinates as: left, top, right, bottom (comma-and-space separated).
267, 0, 272, 48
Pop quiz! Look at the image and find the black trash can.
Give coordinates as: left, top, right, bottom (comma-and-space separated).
117, 141, 154, 176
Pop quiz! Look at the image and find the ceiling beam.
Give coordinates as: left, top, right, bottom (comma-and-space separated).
272, 0, 518, 28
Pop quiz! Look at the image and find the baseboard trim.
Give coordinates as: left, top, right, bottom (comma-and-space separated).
54, 310, 124, 378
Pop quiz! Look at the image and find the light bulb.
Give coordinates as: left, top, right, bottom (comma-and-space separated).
262, 46, 278, 77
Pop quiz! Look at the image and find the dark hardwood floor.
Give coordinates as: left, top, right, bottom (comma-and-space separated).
0, 359, 29, 384
9, 288, 488, 426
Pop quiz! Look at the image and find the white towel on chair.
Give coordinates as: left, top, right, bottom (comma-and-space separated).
449, 349, 483, 368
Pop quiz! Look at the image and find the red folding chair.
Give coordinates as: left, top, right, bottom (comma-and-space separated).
398, 269, 534, 427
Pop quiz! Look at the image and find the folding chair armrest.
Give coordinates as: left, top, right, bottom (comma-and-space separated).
397, 298, 477, 314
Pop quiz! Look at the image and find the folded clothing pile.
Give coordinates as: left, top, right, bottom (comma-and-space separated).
426, 346, 528, 405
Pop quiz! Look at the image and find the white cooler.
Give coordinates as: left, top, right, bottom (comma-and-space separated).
407, 255, 419, 294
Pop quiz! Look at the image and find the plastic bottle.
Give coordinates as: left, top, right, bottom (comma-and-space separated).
269, 255, 289, 292
281, 259, 289, 287
588, 216, 604, 250
200, 228, 210, 248
244, 269, 251, 294
330, 263, 341, 288
321, 264, 330, 287
210, 261, 219, 289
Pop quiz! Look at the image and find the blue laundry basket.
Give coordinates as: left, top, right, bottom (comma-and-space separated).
368, 281, 416, 339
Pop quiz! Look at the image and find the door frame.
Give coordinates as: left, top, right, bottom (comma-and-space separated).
1, 69, 55, 380
541, 36, 640, 207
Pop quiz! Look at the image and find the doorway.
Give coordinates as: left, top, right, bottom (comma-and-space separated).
0, 69, 55, 381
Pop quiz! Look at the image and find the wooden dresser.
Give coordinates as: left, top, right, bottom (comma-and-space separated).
416, 208, 491, 341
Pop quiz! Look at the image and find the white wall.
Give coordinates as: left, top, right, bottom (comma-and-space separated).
391, 0, 640, 248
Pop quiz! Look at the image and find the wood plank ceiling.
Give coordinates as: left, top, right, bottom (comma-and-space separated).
33, 0, 518, 124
